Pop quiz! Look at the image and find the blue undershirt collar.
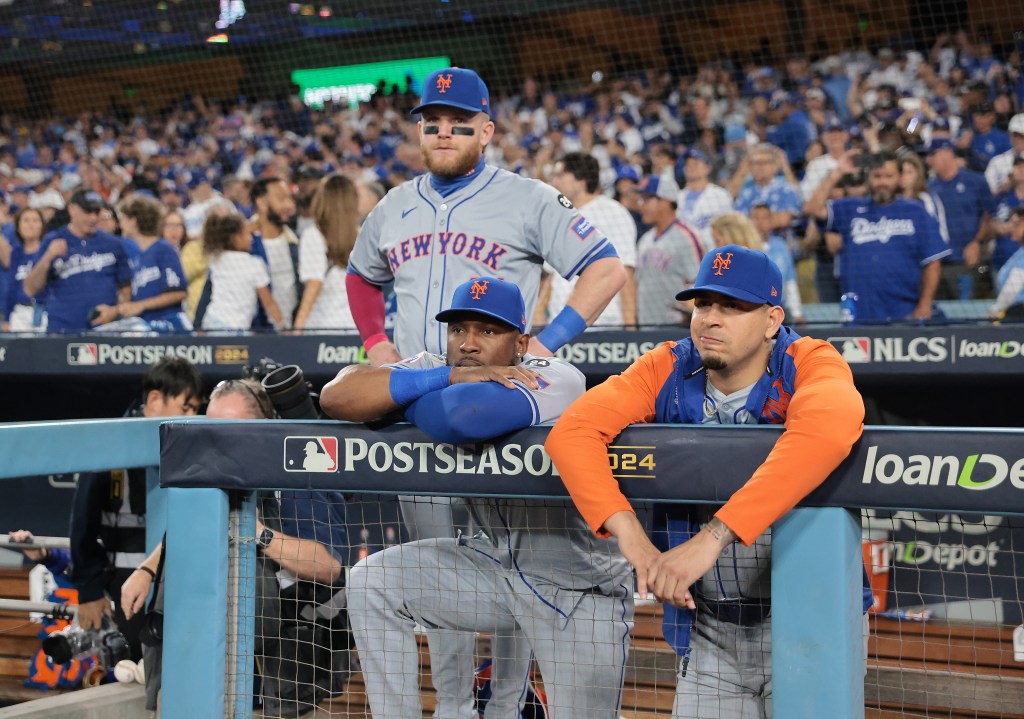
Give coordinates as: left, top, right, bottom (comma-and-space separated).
430, 157, 486, 198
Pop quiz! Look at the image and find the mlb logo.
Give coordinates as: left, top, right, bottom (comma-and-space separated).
283, 436, 339, 473
67, 343, 98, 366
828, 337, 870, 364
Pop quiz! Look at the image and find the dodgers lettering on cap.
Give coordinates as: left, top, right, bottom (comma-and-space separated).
675, 244, 783, 306
411, 67, 491, 117
435, 275, 527, 332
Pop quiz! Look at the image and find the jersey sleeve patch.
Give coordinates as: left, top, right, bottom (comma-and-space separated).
571, 216, 596, 241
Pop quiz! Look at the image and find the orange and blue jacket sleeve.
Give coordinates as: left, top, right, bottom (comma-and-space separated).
546, 342, 678, 537
715, 338, 865, 545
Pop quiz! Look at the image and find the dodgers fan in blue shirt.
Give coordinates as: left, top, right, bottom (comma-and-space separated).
806, 151, 950, 322
23, 189, 133, 332
116, 195, 191, 331
926, 137, 995, 299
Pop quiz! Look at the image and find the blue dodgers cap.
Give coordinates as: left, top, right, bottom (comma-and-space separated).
683, 147, 710, 163
822, 115, 846, 132
926, 137, 956, 154
675, 244, 784, 306
411, 67, 490, 116
435, 276, 527, 332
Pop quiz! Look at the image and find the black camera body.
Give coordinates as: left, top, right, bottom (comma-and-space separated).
42, 622, 130, 669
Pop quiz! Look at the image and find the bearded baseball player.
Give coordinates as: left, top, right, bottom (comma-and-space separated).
322, 277, 633, 719
343, 66, 626, 716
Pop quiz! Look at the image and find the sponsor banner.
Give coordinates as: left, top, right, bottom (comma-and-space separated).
0, 327, 1020, 380
865, 510, 1023, 625
161, 423, 1024, 516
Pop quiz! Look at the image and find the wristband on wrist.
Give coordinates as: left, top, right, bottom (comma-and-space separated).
536, 305, 587, 352
364, 333, 389, 351
135, 566, 156, 580
389, 366, 452, 406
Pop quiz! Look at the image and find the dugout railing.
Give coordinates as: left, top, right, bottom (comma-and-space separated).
2, 420, 1023, 718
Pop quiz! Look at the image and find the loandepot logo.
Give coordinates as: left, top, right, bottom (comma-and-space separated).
888, 539, 999, 570
861, 446, 1024, 490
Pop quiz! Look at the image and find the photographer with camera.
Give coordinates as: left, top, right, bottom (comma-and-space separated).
126, 373, 350, 718
68, 358, 203, 663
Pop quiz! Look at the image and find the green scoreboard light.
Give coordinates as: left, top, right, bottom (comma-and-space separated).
292, 56, 451, 108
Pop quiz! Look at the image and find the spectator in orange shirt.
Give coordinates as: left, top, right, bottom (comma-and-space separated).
546, 244, 865, 718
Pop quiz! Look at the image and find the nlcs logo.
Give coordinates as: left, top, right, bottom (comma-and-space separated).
436, 73, 453, 93
712, 252, 733, 276
470, 279, 489, 299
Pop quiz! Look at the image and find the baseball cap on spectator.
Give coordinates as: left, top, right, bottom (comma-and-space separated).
638, 175, 680, 202
926, 137, 956, 154
973, 102, 995, 115
805, 88, 826, 102
1009, 114, 1024, 134
683, 148, 710, 164
19, 169, 45, 187
11, 184, 31, 195
615, 166, 640, 183
676, 244, 783, 306
435, 276, 527, 333
768, 91, 795, 110
187, 172, 212, 190
295, 164, 323, 181
411, 67, 490, 116
70, 189, 104, 212
931, 116, 952, 132
822, 116, 846, 133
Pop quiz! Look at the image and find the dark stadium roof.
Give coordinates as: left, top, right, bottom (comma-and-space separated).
0, 0, 635, 64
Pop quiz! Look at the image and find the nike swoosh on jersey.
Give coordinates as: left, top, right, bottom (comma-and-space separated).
402, 207, 415, 218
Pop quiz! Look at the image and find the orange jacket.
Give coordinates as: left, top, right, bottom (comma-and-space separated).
545, 331, 864, 545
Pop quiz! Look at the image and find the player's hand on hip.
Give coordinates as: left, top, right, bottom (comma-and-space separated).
366, 341, 401, 367
450, 365, 538, 390
526, 335, 554, 357
77, 597, 113, 631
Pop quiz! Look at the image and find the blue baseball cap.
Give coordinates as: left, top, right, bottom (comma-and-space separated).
683, 147, 710, 163
822, 116, 846, 133
638, 175, 680, 202
926, 137, 956, 154
411, 68, 490, 116
435, 276, 527, 333
615, 165, 640, 183
676, 244, 783, 306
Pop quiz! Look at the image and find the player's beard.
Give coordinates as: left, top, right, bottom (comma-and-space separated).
701, 356, 727, 371
422, 142, 481, 180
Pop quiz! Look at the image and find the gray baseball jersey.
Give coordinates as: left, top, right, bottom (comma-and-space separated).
636, 219, 706, 325
390, 351, 632, 591
349, 165, 613, 356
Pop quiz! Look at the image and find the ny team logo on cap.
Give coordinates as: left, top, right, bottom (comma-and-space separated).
712, 252, 733, 276
283, 436, 338, 473
436, 73, 453, 94
470, 279, 489, 299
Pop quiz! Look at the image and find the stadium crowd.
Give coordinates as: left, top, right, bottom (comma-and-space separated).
2, 28, 1024, 333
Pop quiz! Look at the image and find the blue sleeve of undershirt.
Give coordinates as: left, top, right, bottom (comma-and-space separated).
403, 381, 536, 444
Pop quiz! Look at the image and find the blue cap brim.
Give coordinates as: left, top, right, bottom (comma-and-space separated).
676, 284, 770, 304
411, 101, 488, 116
435, 307, 521, 332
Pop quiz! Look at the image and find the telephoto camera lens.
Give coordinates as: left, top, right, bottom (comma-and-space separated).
262, 364, 318, 420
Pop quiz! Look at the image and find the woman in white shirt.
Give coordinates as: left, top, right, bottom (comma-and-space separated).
293, 174, 360, 332
200, 211, 285, 331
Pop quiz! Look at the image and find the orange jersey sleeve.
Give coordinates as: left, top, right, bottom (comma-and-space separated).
715, 337, 865, 544
546, 341, 679, 537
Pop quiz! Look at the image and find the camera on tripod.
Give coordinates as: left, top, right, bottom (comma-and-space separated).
42, 620, 130, 669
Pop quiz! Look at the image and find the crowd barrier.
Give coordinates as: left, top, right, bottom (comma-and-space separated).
2, 419, 1022, 718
